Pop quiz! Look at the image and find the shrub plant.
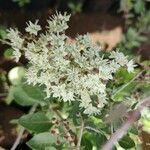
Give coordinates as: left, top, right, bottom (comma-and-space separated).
1, 12, 149, 150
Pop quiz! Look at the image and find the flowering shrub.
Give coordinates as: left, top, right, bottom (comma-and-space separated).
5, 13, 135, 115
1, 12, 149, 150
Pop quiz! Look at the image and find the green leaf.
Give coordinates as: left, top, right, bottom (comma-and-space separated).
120, 0, 133, 13
115, 68, 135, 84
95, 133, 107, 148
13, 0, 30, 7
129, 126, 138, 135
13, 84, 45, 106
112, 69, 138, 101
134, 0, 145, 14
45, 147, 56, 150
112, 83, 137, 102
68, 101, 80, 125
19, 112, 52, 133
119, 135, 135, 149
81, 133, 93, 150
27, 132, 57, 150
82, 132, 107, 149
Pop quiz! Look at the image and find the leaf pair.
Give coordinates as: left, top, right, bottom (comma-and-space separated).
19, 112, 55, 150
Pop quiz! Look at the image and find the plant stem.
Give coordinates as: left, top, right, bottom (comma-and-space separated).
11, 104, 38, 150
101, 96, 150, 150
77, 115, 84, 150
11, 128, 25, 150
85, 126, 101, 134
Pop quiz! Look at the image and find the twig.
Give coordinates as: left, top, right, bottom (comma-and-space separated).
101, 96, 150, 150
85, 126, 106, 135
11, 104, 38, 150
76, 115, 84, 150
112, 70, 144, 99
11, 128, 25, 150
85, 126, 101, 134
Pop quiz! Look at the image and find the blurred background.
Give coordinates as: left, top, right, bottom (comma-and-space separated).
0, 0, 149, 149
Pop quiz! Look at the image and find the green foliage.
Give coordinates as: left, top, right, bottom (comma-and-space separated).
119, 0, 133, 13
82, 132, 107, 149
134, 0, 145, 14
115, 68, 135, 84
129, 125, 138, 135
68, 1, 83, 14
122, 27, 147, 49
7, 83, 46, 106
119, 0, 146, 17
19, 112, 52, 133
0, 10, 149, 150
12, 0, 30, 7
119, 0, 149, 50
119, 135, 135, 149
137, 11, 150, 32
27, 132, 57, 150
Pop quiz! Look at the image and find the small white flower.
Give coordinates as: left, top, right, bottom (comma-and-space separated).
109, 60, 120, 72
99, 66, 113, 80
25, 20, 41, 35
84, 104, 100, 115
110, 51, 128, 66
52, 84, 74, 102
25, 66, 39, 85
26, 42, 37, 52
7, 28, 24, 49
80, 90, 91, 108
47, 12, 70, 33
97, 93, 107, 108
126, 60, 136, 73
82, 75, 106, 94
65, 91, 75, 102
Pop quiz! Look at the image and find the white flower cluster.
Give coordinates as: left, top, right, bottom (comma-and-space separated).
6, 29, 24, 62
5, 13, 136, 115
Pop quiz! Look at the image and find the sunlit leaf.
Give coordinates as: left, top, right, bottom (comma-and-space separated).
27, 132, 57, 150
13, 84, 45, 106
